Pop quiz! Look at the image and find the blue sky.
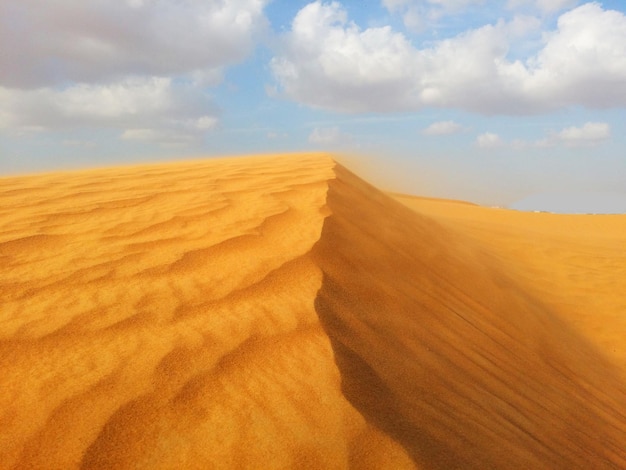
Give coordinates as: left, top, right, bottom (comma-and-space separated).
1, 0, 626, 210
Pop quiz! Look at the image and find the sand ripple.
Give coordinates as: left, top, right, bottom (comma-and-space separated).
1, 154, 625, 468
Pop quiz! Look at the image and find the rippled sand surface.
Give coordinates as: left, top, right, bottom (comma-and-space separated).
1, 154, 625, 469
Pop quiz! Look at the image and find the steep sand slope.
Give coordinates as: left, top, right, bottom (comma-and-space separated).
393, 194, 626, 364
1, 155, 626, 469
0, 154, 413, 469
315, 165, 626, 469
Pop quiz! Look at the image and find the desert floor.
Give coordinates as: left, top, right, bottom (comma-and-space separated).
1, 153, 625, 469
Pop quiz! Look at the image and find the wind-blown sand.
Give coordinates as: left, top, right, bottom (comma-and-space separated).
1, 154, 625, 469
393, 194, 626, 364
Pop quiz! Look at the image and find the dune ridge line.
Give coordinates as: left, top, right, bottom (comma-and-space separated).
1, 154, 625, 469
315, 162, 626, 469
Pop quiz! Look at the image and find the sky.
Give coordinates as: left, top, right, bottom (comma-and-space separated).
1, 0, 626, 211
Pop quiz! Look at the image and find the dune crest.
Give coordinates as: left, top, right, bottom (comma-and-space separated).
315, 164, 626, 468
1, 154, 625, 469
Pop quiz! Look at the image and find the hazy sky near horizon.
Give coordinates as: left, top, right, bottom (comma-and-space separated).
1, 0, 625, 209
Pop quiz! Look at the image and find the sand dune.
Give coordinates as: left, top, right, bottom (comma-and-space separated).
1, 154, 625, 469
393, 194, 626, 364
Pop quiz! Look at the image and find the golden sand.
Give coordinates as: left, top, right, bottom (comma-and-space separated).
1, 154, 625, 469
394, 193, 626, 363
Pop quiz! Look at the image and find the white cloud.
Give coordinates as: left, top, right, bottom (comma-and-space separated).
271, 1, 419, 113
55, 78, 174, 120
308, 126, 352, 146
482, 121, 611, 150
422, 120, 464, 135
556, 122, 610, 146
476, 132, 504, 148
0, 0, 269, 89
0, 77, 219, 146
0, 0, 267, 147
524, 4, 626, 108
271, 2, 626, 115
522, 122, 611, 148
0, 78, 215, 127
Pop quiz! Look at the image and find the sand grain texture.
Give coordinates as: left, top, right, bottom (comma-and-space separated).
1, 154, 625, 469
393, 194, 626, 363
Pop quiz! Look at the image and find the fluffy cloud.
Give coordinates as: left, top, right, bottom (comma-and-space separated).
556, 122, 610, 146
422, 120, 464, 135
0, 0, 267, 145
271, 1, 626, 115
533, 121, 611, 148
524, 4, 626, 108
0, 77, 218, 144
271, 1, 419, 112
0, 0, 268, 89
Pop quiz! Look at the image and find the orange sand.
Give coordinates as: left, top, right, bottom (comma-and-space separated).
394, 193, 626, 363
1, 154, 625, 469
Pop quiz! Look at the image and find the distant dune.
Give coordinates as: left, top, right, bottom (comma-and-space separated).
1, 154, 626, 469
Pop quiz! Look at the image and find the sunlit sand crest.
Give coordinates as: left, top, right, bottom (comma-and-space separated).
1, 154, 625, 469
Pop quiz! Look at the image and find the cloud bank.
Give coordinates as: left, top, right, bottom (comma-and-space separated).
271, 1, 626, 114
0, 0, 268, 88
0, 0, 268, 143
478, 122, 611, 150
